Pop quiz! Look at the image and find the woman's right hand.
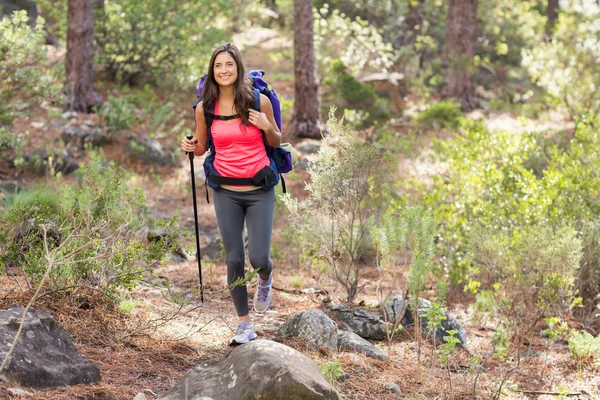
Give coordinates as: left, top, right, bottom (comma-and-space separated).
181, 136, 198, 153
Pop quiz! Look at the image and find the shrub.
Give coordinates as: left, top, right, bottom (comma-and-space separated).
322, 60, 392, 128
0, 11, 61, 124
522, 12, 600, 119
468, 224, 582, 333
414, 100, 464, 129
98, 95, 136, 135
95, 0, 228, 85
417, 117, 600, 325
0, 152, 181, 299
283, 110, 391, 302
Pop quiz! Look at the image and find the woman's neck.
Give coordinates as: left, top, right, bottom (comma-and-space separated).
218, 85, 235, 101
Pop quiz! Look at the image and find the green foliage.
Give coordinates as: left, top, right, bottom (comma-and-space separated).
2, 186, 58, 214
523, 11, 600, 118
405, 208, 436, 311
568, 330, 600, 379
290, 275, 304, 289
98, 95, 136, 135
0, 152, 181, 299
437, 329, 460, 364
314, 4, 394, 76
95, 0, 229, 85
468, 224, 581, 330
0, 127, 27, 167
322, 60, 392, 127
541, 317, 568, 341
0, 11, 61, 124
414, 100, 464, 129
283, 110, 390, 302
320, 360, 345, 384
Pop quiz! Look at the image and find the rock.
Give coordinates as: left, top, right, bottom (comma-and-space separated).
325, 303, 387, 340
385, 296, 467, 347
159, 339, 340, 400
338, 330, 388, 360
387, 383, 402, 394
22, 148, 79, 176
382, 295, 410, 324
61, 127, 108, 147
7, 387, 33, 397
296, 140, 321, 154
347, 353, 360, 364
133, 394, 147, 400
125, 135, 175, 167
0, 305, 100, 389
276, 310, 338, 352
294, 157, 309, 171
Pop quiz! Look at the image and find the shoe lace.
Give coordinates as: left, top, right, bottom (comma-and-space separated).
236, 322, 251, 335
257, 283, 270, 302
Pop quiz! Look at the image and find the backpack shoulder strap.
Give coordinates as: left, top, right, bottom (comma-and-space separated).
252, 88, 261, 112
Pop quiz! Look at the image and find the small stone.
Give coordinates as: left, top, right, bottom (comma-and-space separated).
7, 388, 32, 397
133, 393, 147, 400
387, 383, 402, 394
25, 330, 35, 339
30, 122, 45, 129
347, 354, 360, 364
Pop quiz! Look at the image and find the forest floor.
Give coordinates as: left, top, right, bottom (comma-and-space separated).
0, 33, 599, 400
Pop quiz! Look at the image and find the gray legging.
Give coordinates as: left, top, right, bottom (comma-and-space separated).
213, 187, 275, 317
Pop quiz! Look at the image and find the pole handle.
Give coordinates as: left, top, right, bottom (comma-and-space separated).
185, 134, 195, 160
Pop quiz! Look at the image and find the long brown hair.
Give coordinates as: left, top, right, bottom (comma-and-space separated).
202, 43, 254, 126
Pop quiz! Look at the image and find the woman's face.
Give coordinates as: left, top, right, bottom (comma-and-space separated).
213, 51, 238, 87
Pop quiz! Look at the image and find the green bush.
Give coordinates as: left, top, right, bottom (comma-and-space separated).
0, 152, 181, 298
283, 110, 391, 301
414, 100, 464, 129
322, 60, 392, 128
0, 11, 61, 124
468, 224, 581, 332
522, 12, 600, 119
98, 95, 136, 135
95, 0, 228, 85
416, 117, 600, 323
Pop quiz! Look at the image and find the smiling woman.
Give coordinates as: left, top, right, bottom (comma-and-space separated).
180, 43, 282, 346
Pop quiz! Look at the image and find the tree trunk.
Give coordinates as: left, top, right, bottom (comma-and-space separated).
290, 0, 322, 139
545, 0, 559, 39
442, 0, 478, 112
64, 0, 102, 112
404, 0, 425, 47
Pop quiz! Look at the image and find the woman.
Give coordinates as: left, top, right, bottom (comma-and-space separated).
181, 43, 281, 345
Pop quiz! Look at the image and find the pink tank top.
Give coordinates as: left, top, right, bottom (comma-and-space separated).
212, 100, 270, 179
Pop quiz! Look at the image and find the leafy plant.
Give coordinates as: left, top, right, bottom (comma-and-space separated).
320, 360, 345, 384
98, 95, 136, 135
568, 330, 600, 380
0, 11, 61, 125
0, 151, 182, 299
414, 100, 464, 129
283, 110, 390, 302
322, 60, 392, 128
95, 0, 228, 85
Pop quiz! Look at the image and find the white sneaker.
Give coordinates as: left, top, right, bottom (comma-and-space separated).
253, 275, 273, 313
230, 321, 257, 346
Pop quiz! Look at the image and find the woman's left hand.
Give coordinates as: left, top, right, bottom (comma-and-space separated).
249, 109, 272, 131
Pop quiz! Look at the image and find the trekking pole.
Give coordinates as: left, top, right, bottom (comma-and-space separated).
185, 134, 204, 303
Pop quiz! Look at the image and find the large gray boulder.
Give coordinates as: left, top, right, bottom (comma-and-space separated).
276, 310, 338, 352
0, 305, 100, 389
159, 339, 340, 400
325, 303, 387, 340
337, 330, 388, 361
